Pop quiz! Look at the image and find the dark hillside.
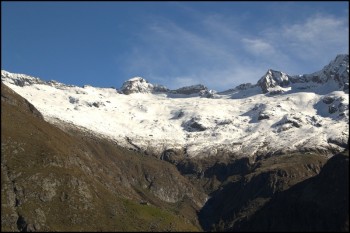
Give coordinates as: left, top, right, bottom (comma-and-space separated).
1, 82, 204, 231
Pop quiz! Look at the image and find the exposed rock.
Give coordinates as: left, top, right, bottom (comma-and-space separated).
182, 118, 207, 132
87, 101, 105, 108
258, 112, 270, 120
120, 77, 153, 94
216, 119, 232, 126
16, 215, 28, 232
69, 96, 79, 104
152, 84, 169, 93
258, 69, 291, 93
293, 54, 349, 86
268, 89, 285, 95
1, 83, 43, 119
329, 105, 338, 114
338, 102, 348, 113
274, 115, 304, 131
308, 115, 323, 127
170, 84, 208, 95
120, 77, 169, 94
322, 95, 335, 104
171, 110, 185, 119
256, 54, 349, 94
160, 148, 185, 164
199, 89, 216, 98
228, 150, 349, 232
198, 152, 329, 232
234, 83, 254, 90
1, 86, 205, 231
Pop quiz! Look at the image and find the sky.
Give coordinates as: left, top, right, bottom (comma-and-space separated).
1, 1, 349, 91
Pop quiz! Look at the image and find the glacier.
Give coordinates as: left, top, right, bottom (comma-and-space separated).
1, 54, 349, 159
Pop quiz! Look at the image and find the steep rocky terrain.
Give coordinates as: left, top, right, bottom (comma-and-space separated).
1, 54, 349, 232
197, 152, 342, 231
227, 150, 349, 232
2, 55, 348, 159
1, 83, 205, 231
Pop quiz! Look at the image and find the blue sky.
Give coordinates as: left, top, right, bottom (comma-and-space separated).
2, 2, 349, 91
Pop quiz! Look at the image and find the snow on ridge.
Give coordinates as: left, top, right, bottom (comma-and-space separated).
1, 54, 349, 158
120, 77, 154, 94
119, 77, 214, 97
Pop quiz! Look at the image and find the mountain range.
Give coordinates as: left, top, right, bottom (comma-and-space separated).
1, 54, 349, 231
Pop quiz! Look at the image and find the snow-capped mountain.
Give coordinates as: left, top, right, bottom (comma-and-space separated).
1, 54, 349, 158
120, 77, 169, 94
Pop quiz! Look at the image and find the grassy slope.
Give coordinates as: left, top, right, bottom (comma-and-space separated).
1, 82, 201, 232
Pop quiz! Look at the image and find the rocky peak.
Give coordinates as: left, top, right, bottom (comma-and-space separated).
120, 77, 153, 94
1, 70, 73, 89
234, 83, 255, 91
170, 84, 208, 95
257, 69, 291, 93
307, 54, 349, 86
120, 77, 169, 95
1, 70, 45, 87
256, 54, 349, 94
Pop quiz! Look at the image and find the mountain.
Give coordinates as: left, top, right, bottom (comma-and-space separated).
120, 77, 169, 94
198, 149, 348, 232
228, 150, 349, 232
257, 54, 349, 94
1, 82, 205, 231
1, 55, 348, 160
1, 54, 349, 232
120, 77, 214, 97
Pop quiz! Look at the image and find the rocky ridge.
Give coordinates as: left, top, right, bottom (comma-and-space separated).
1, 55, 349, 232
1, 55, 348, 159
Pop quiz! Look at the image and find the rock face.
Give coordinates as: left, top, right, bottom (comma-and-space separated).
120, 77, 169, 94
300, 54, 349, 86
258, 69, 291, 93
170, 84, 208, 95
1, 54, 349, 160
1, 82, 43, 119
1, 85, 205, 232
197, 152, 339, 232
228, 150, 349, 232
120, 78, 215, 97
1, 59, 349, 231
256, 54, 349, 94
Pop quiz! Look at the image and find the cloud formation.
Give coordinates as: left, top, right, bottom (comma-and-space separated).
121, 6, 348, 91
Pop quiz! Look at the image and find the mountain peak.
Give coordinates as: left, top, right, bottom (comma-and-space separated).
257, 69, 291, 93
120, 77, 153, 94
254, 55, 349, 94
120, 77, 169, 94
128, 77, 148, 82
1, 54, 349, 159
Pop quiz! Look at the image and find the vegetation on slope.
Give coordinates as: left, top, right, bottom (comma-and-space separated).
1, 82, 203, 231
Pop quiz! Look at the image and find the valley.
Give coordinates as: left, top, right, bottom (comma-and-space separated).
1, 54, 349, 231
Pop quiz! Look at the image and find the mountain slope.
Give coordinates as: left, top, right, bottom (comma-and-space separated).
197, 152, 329, 231
1, 82, 205, 231
228, 150, 349, 232
1, 55, 348, 159
1, 54, 349, 232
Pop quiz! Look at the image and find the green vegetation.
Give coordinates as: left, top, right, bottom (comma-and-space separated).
1, 83, 201, 232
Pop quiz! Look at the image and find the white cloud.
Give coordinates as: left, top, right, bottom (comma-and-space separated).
283, 14, 347, 43
242, 38, 276, 56
122, 17, 245, 90
120, 8, 348, 91
279, 14, 348, 71
244, 13, 349, 74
